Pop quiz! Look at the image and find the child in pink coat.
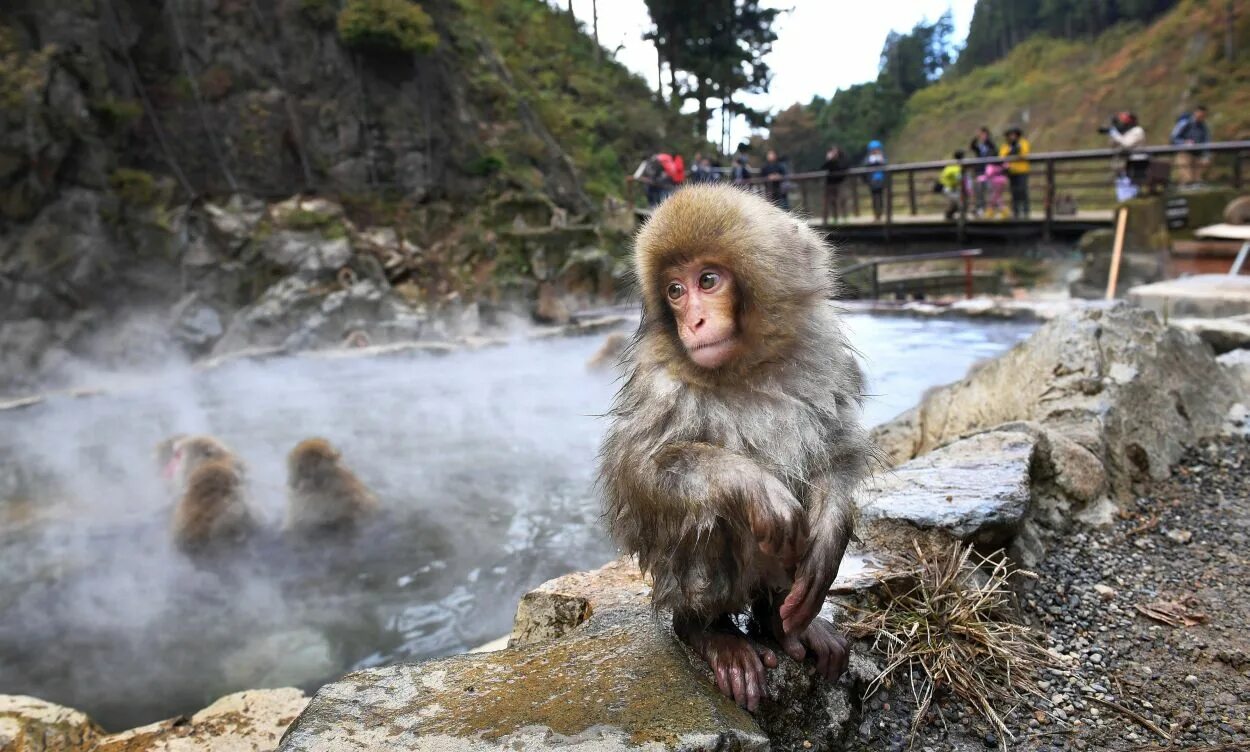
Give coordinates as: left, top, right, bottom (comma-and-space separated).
978, 162, 1009, 219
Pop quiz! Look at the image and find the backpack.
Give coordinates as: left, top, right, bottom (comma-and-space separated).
1170, 113, 1194, 144
657, 154, 685, 184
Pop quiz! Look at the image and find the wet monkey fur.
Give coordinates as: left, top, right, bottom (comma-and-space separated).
598, 184, 873, 711
284, 438, 378, 533
166, 435, 256, 550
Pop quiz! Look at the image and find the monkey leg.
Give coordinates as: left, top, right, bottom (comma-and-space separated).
674, 613, 778, 712
752, 597, 850, 682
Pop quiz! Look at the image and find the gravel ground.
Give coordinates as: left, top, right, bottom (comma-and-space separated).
847, 434, 1250, 752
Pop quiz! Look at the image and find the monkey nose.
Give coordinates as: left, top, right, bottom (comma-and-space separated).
686, 317, 705, 335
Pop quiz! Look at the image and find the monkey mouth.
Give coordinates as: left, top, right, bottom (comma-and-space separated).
689, 335, 735, 352
686, 335, 738, 367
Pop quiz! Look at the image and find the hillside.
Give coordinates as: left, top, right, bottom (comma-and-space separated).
0, 0, 694, 395
890, 0, 1250, 162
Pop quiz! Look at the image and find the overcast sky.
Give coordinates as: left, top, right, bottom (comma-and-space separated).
563, 0, 977, 145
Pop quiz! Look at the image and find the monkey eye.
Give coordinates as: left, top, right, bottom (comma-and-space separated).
698, 271, 721, 290
666, 282, 686, 300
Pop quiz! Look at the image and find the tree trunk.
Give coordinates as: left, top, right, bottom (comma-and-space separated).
655, 45, 664, 102
592, 0, 599, 56
567, 0, 574, 27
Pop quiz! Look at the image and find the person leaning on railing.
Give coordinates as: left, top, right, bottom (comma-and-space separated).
1171, 105, 1211, 188
999, 127, 1030, 219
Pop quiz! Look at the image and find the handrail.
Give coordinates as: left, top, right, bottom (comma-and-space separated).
736, 140, 1250, 183
840, 248, 985, 300
840, 248, 983, 275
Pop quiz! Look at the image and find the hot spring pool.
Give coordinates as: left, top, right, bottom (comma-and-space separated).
0, 313, 1035, 729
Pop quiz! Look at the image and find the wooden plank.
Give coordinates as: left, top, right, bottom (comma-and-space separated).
1106, 206, 1130, 300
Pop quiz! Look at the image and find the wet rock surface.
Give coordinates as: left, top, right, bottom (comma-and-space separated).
870, 305, 1240, 502
1171, 314, 1250, 355
0, 688, 308, 752
858, 430, 1037, 550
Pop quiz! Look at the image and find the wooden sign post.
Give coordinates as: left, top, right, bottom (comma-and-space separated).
1105, 206, 1130, 300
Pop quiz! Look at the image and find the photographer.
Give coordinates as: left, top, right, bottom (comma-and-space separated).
1101, 112, 1149, 191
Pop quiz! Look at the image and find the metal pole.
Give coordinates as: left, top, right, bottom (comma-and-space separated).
907, 171, 917, 215
885, 173, 894, 243
1044, 159, 1056, 242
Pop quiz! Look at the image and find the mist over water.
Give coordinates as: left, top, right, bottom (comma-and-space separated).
0, 314, 1034, 730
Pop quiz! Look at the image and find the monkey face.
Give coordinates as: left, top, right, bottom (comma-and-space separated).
663, 261, 741, 369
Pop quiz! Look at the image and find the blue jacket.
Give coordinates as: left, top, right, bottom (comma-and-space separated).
1170, 113, 1209, 146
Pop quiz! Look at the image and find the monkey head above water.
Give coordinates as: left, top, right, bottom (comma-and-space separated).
599, 184, 873, 711
165, 435, 256, 551
285, 438, 379, 533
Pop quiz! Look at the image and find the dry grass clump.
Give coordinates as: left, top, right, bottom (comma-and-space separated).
845, 543, 1057, 750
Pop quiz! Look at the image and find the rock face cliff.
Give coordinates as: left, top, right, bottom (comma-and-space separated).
0, 0, 683, 395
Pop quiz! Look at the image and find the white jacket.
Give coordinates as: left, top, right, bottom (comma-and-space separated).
1110, 125, 1145, 150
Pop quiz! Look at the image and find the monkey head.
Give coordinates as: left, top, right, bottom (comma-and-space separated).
634, 184, 835, 378
288, 437, 341, 482
164, 435, 238, 488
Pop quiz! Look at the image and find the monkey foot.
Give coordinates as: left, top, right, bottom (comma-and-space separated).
786, 618, 849, 682
677, 619, 778, 712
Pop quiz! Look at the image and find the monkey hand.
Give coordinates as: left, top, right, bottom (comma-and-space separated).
745, 474, 808, 568
778, 531, 844, 637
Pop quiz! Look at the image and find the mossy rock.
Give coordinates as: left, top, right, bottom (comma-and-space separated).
336, 0, 439, 55
1168, 187, 1239, 239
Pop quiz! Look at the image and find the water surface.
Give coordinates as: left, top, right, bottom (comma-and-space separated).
0, 313, 1034, 729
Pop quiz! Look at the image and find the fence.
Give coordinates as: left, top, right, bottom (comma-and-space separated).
627, 141, 1250, 243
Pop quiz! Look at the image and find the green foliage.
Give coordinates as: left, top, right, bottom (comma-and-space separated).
91, 97, 143, 131
643, 0, 781, 130
0, 25, 50, 110
109, 168, 159, 207
957, 0, 1177, 73
466, 150, 505, 177
300, 0, 340, 28
461, 0, 703, 202
282, 208, 337, 231
337, 0, 438, 55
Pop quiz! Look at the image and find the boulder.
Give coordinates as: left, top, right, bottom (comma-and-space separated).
1221, 348, 1250, 396
1171, 314, 1250, 354
210, 276, 427, 357
281, 560, 877, 752
95, 688, 309, 752
858, 430, 1038, 551
869, 305, 1239, 501
0, 695, 102, 752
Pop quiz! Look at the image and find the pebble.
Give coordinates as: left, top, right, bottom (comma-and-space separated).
1185, 674, 1200, 686
1166, 528, 1194, 544
1092, 584, 1117, 600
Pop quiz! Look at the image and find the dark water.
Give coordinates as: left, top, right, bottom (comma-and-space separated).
0, 314, 1034, 729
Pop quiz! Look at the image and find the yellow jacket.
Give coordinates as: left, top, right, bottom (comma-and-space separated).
1000, 139, 1030, 174
939, 163, 962, 190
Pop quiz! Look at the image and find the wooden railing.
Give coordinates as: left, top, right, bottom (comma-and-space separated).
839, 248, 985, 300
627, 140, 1250, 242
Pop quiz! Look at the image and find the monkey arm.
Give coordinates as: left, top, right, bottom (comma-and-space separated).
650, 442, 809, 563
779, 458, 862, 637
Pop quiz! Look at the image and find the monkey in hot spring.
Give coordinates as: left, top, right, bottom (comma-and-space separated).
598, 184, 872, 711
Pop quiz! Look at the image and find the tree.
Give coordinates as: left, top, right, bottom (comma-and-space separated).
644, 0, 780, 137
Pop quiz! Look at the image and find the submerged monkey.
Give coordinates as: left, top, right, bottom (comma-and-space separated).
598, 184, 872, 711
165, 435, 256, 551
284, 438, 378, 533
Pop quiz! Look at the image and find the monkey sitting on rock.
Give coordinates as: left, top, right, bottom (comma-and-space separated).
284, 438, 378, 534
164, 435, 256, 551
598, 184, 873, 711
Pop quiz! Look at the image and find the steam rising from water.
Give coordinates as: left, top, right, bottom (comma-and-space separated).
0, 315, 1033, 729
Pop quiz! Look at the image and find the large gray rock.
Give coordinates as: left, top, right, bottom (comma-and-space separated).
210, 277, 427, 356
870, 305, 1240, 501
0, 695, 102, 752
1171, 314, 1250, 354
858, 430, 1038, 550
281, 561, 876, 752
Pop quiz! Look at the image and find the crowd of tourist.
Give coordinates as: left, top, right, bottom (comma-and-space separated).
632, 104, 1213, 220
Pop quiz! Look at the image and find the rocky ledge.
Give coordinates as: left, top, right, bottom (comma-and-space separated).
5, 304, 1247, 752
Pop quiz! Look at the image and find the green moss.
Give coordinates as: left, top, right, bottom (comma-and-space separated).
108, 168, 159, 207
337, 0, 438, 55
466, 150, 505, 177
91, 97, 143, 131
0, 25, 50, 110
282, 208, 337, 231
300, 0, 340, 28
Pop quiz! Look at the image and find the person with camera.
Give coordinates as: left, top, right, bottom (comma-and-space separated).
999, 127, 1030, 219
1100, 112, 1148, 198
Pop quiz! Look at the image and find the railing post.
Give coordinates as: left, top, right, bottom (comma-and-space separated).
871, 263, 879, 300
885, 173, 894, 242
822, 179, 830, 226
1044, 158, 1055, 243
958, 165, 969, 245
851, 177, 860, 219
964, 253, 973, 299
907, 171, 917, 216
